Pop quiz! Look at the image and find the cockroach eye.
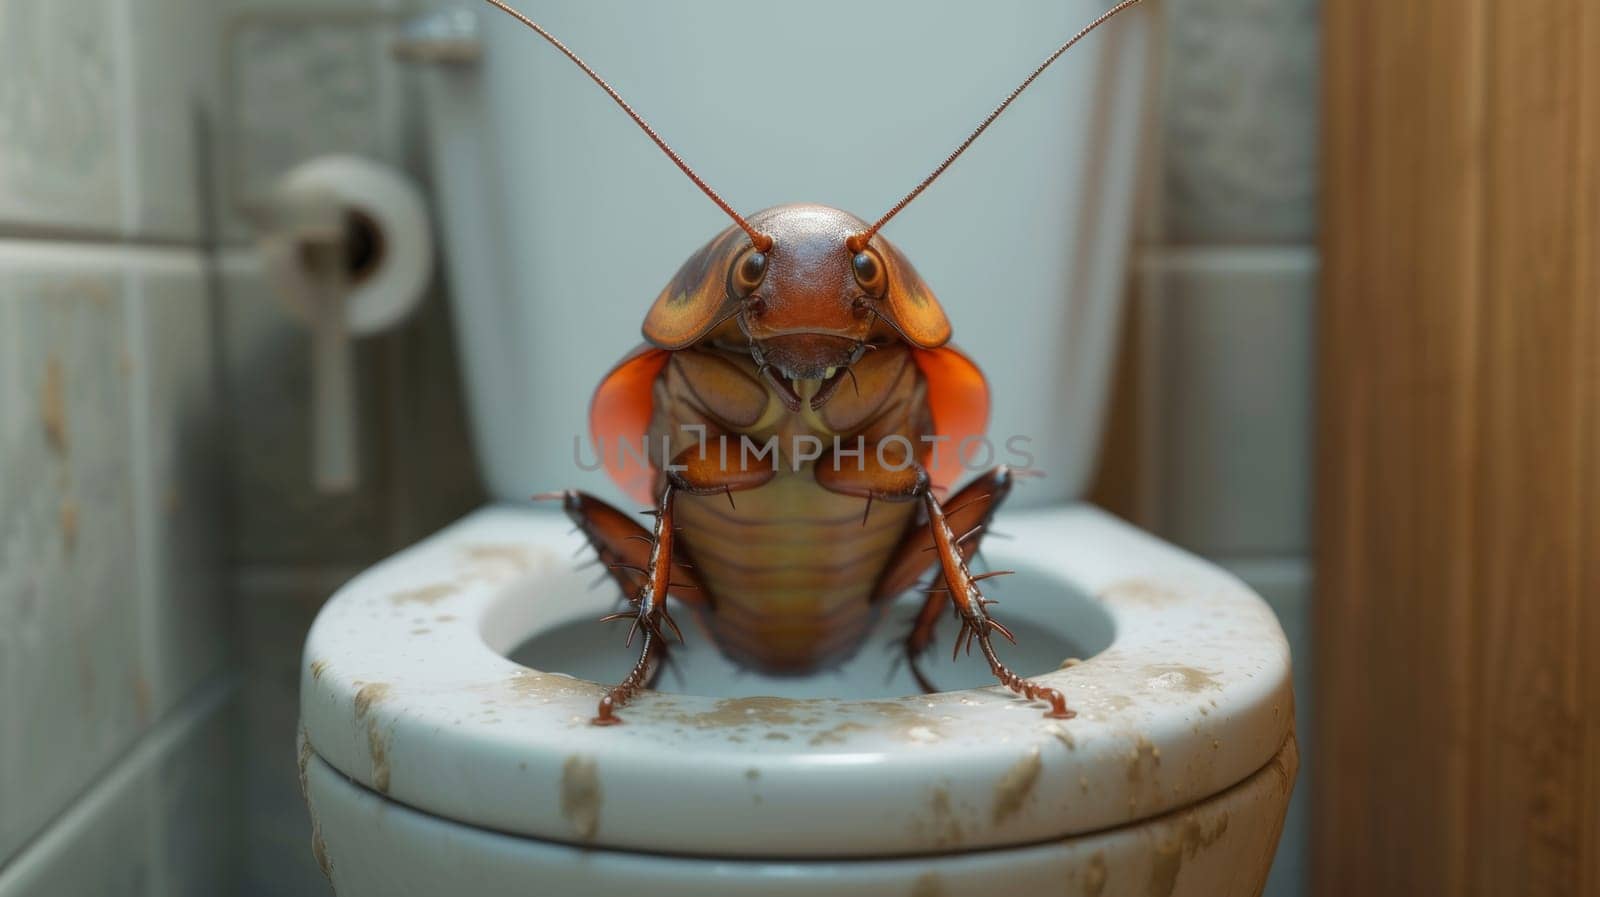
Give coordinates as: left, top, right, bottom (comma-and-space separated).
852, 250, 886, 296
731, 250, 767, 295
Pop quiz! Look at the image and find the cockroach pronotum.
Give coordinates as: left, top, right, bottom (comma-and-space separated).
482, 0, 1146, 725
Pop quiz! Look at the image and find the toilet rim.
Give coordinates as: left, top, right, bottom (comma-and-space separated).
300, 503, 1292, 858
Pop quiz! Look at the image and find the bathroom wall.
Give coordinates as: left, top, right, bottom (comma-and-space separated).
0, 1, 237, 894
0, 1, 477, 895
1094, 1, 1320, 895
215, 1, 482, 895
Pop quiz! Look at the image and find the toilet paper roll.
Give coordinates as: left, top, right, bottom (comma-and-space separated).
268, 154, 434, 336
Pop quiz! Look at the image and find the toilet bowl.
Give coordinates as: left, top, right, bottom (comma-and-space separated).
300, 2, 1298, 894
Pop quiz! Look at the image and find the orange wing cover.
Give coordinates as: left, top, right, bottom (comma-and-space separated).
590, 345, 671, 504
911, 345, 990, 492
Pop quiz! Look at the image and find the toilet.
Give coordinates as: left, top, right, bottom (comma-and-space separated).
299, 2, 1297, 895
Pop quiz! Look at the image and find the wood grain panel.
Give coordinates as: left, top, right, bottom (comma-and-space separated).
1317, 1, 1600, 894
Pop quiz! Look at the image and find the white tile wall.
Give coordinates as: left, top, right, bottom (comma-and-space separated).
130, 259, 229, 722
0, 0, 225, 240
0, 681, 236, 897
0, 246, 232, 890
0, 2, 124, 234
0, 1, 234, 892
0, 248, 141, 863
121, 0, 223, 241
1137, 248, 1315, 557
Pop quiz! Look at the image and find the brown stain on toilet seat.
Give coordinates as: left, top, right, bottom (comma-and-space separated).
909, 871, 945, 897
459, 544, 536, 584
909, 785, 965, 848
1143, 664, 1221, 693
1080, 850, 1109, 895
991, 746, 1043, 825
367, 723, 392, 793
310, 828, 333, 881
666, 695, 819, 730
1098, 579, 1183, 608
1145, 811, 1231, 897
561, 755, 602, 840
462, 543, 533, 567
808, 720, 870, 746
390, 583, 457, 606
297, 729, 335, 880
296, 730, 315, 798
1126, 736, 1161, 783
354, 682, 390, 718
351, 682, 395, 793
506, 668, 606, 703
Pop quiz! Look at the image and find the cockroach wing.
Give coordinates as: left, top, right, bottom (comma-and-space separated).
589, 344, 671, 503
912, 344, 990, 492
642, 225, 746, 350
879, 240, 953, 349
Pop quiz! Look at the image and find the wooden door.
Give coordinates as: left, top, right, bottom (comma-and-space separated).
1317, 1, 1600, 895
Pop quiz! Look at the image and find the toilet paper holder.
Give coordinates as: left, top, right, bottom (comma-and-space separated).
224, 9, 449, 495
243, 158, 433, 495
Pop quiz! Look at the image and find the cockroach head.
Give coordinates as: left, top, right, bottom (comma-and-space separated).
641, 204, 952, 379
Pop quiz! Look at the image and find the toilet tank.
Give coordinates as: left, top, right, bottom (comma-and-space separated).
414, 0, 1153, 508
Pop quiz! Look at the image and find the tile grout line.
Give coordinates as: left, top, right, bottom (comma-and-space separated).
0, 675, 238, 892
1138, 244, 1320, 274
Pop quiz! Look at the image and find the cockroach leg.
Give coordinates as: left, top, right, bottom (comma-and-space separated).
861, 466, 1065, 715
593, 627, 663, 726
552, 486, 707, 724
877, 467, 1020, 694
592, 484, 681, 725
921, 481, 1073, 719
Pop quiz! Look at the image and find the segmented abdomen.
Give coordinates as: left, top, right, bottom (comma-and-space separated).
676, 475, 915, 673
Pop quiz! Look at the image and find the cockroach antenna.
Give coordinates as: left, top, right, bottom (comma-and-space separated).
846, 0, 1148, 253
479, 0, 774, 252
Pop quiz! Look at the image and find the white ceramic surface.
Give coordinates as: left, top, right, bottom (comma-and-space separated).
418, 0, 1153, 507
0, 244, 227, 865
303, 732, 1297, 897
300, 503, 1293, 858
1137, 248, 1315, 556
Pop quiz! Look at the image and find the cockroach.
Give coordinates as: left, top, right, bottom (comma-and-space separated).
484, 0, 1146, 725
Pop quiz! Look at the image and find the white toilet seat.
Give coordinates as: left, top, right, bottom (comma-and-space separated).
300, 503, 1292, 858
